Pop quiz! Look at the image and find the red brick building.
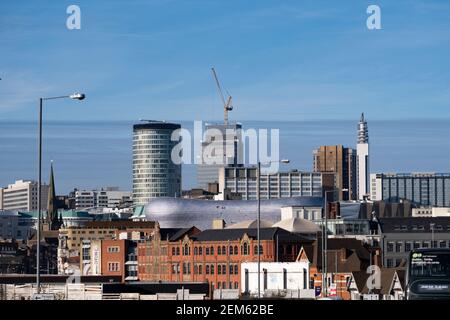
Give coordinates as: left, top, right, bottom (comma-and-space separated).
101, 239, 127, 280
138, 227, 313, 292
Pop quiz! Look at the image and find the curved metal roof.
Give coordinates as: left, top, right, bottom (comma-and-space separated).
144, 197, 323, 229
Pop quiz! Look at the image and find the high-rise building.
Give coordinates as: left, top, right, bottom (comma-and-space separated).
197, 122, 243, 189
313, 145, 357, 200
218, 166, 327, 200
0, 180, 49, 211
370, 173, 450, 207
357, 113, 370, 200
132, 121, 181, 206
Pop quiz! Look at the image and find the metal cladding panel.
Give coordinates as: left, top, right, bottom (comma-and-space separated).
144, 197, 324, 229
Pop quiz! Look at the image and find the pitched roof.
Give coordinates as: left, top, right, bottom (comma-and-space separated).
192, 227, 308, 242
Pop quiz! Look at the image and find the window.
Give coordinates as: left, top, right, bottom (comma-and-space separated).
439, 241, 447, 248
211, 265, 215, 274
210, 246, 214, 255
414, 242, 421, 249
183, 244, 190, 255
218, 265, 222, 275
386, 259, 393, 268
206, 247, 210, 255
218, 246, 222, 255
229, 245, 233, 255
107, 246, 120, 253
222, 264, 226, 275
234, 246, 238, 255
194, 265, 198, 274
387, 242, 394, 252
395, 242, 402, 253
222, 246, 226, 255
108, 262, 120, 272
199, 247, 203, 255
176, 247, 180, 256
234, 282, 239, 289
405, 242, 412, 252
229, 265, 234, 275
242, 243, 249, 255
172, 247, 175, 255
194, 247, 198, 255
234, 265, 238, 275
199, 265, 203, 275
206, 265, 210, 274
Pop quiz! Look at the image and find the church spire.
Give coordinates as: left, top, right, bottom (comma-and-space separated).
47, 161, 59, 230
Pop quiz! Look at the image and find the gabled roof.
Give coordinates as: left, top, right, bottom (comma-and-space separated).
192, 227, 308, 242
349, 268, 406, 295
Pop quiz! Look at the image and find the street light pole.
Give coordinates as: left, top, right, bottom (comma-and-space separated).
36, 93, 85, 294
257, 161, 261, 299
430, 223, 435, 248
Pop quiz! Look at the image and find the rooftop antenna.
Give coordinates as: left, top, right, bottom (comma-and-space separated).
211, 67, 233, 125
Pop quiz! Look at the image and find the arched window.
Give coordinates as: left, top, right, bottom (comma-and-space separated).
183, 244, 189, 256
218, 246, 222, 255
234, 246, 238, 255
199, 265, 203, 275
254, 245, 263, 255
206, 265, 210, 274
176, 247, 180, 256
229, 245, 233, 255
229, 265, 233, 275
234, 282, 239, 289
243, 242, 249, 255
194, 247, 198, 255
222, 246, 226, 255
206, 247, 210, 255
218, 265, 222, 275
234, 265, 238, 275
194, 265, 198, 274
222, 264, 226, 274
172, 247, 175, 255
211, 265, 215, 274
210, 246, 214, 255
199, 247, 203, 255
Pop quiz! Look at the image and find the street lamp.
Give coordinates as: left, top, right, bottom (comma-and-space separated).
322, 188, 347, 298
36, 93, 85, 294
257, 159, 289, 299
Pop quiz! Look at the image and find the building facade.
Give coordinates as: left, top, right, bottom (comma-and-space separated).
75, 187, 131, 210
370, 173, 450, 207
138, 227, 312, 292
132, 121, 182, 206
356, 113, 370, 200
218, 167, 325, 200
0, 180, 49, 212
379, 217, 450, 267
313, 145, 357, 201
197, 122, 243, 189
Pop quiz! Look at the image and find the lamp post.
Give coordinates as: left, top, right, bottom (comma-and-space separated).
36, 93, 85, 294
322, 188, 347, 298
257, 159, 289, 299
430, 223, 435, 248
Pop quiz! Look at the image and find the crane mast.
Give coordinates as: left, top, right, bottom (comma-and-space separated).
211, 67, 233, 125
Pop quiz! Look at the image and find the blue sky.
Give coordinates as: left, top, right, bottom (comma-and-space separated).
1, 0, 450, 121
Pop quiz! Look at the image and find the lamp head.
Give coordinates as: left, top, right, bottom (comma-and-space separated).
70, 93, 86, 100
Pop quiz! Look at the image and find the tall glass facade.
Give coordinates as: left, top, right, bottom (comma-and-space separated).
374, 173, 450, 207
132, 122, 181, 205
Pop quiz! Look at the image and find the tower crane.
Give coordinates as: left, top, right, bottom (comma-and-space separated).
211, 67, 233, 125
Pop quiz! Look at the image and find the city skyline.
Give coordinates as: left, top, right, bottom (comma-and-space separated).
1, 0, 450, 121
